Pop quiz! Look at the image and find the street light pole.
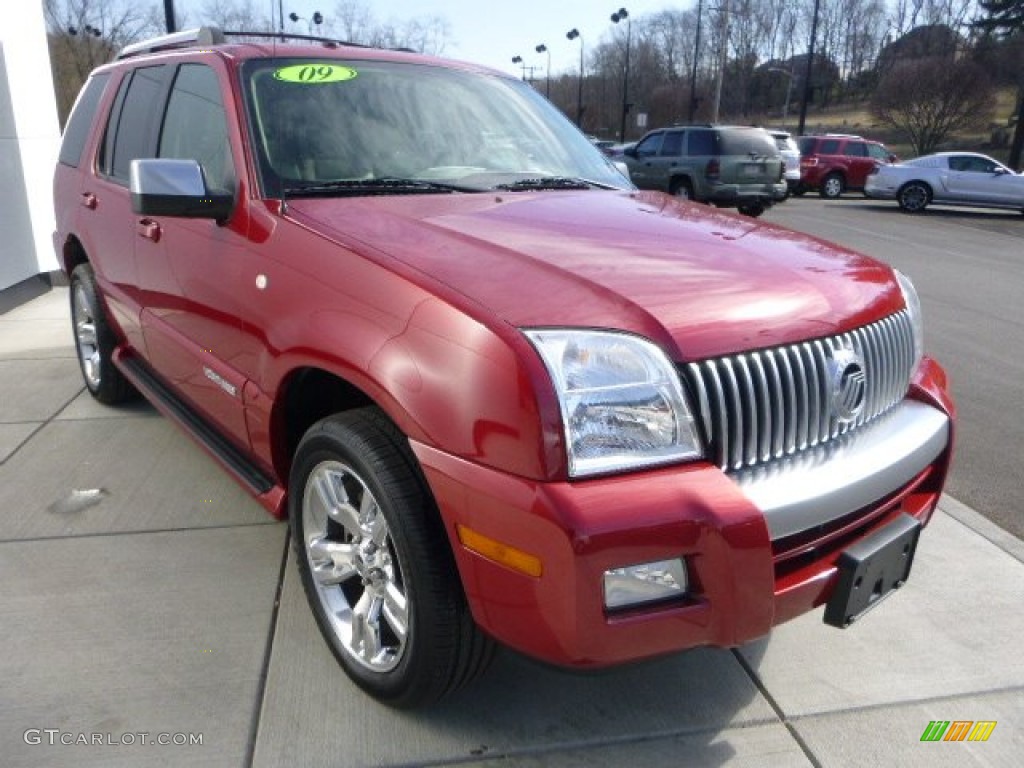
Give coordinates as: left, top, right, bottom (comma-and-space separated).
567, 29, 585, 128
535, 44, 551, 98
688, 0, 703, 122
797, 0, 821, 136
611, 8, 630, 143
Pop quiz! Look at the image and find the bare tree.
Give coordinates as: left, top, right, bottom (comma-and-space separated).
871, 56, 995, 154
329, 0, 452, 55
44, 0, 161, 123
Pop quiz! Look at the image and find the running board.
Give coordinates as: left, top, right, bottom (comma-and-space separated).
116, 353, 275, 495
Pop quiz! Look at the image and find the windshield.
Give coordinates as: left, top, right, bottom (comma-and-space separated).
242, 57, 629, 196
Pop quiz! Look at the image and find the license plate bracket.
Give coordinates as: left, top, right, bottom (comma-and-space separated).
824, 513, 921, 628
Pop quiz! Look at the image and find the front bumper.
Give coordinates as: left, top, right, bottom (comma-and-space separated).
412, 358, 953, 668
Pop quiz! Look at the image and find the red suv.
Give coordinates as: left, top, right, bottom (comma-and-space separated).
54, 29, 953, 707
798, 134, 898, 198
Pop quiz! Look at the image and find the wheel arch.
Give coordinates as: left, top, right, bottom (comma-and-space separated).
897, 179, 933, 210
60, 234, 90, 276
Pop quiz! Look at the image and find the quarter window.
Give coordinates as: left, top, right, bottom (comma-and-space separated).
58, 73, 110, 168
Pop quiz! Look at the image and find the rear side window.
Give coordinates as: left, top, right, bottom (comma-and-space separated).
818, 139, 841, 154
718, 129, 776, 155
687, 129, 717, 156
106, 66, 167, 183
58, 73, 110, 168
843, 142, 867, 157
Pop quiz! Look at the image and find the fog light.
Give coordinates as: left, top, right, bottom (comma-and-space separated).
603, 558, 688, 610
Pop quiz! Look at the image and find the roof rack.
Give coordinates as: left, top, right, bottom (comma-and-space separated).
117, 27, 225, 59
117, 26, 388, 60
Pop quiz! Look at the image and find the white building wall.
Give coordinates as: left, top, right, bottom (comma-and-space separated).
0, 3, 61, 292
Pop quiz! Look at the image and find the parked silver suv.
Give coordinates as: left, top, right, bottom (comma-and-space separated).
622, 125, 785, 217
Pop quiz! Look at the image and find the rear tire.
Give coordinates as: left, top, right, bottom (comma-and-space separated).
737, 203, 766, 218
69, 263, 137, 404
897, 182, 931, 213
820, 173, 844, 199
290, 408, 495, 708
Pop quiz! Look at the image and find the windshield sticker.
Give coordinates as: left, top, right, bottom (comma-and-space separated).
273, 64, 358, 84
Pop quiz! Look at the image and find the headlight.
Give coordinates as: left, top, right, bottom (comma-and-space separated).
895, 270, 924, 373
524, 329, 703, 477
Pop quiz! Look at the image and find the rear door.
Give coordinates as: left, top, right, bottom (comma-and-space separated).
841, 140, 872, 187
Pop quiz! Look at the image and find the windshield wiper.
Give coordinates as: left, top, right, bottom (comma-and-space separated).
282, 177, 473, 197
493, 176, 612, 192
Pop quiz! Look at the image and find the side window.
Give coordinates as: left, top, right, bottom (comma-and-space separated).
948, 156, 967, 172
58, 73, 110, 168
635, 133, 662, 158
819, 139, 841, 154
660, 131, 684, 157
159, 64, 235, 193
843, 142, 867, 157
867, 144, 889, 161
687, 129, 716, 156
105, 66, 167, 183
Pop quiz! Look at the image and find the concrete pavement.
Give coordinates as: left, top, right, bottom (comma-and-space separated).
2, 287, 1021, 767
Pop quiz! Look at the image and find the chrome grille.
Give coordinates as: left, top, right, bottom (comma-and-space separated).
683, 311, 916, 472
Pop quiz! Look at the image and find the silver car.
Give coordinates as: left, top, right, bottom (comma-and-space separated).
770, 130, 801, 195
865, 151, 1024, 214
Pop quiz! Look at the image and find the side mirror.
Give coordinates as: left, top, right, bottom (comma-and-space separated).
993, 166, 1009, 176
624, 146, 638, 158
888, 154, 899, 163
130, 159, 234, 221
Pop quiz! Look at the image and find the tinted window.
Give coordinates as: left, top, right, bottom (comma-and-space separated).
660, 131, 684, 156
843, 142, 867, 157
818, 139, 841, 154
718, 129, 776, 155
59, 73, 110, 167
798, 137, 815, 155
867, 144, 890, 161
110, 66, 166, 182
687, 129, 716, 156
635, 132, 663, 158
159, 64, 235, 192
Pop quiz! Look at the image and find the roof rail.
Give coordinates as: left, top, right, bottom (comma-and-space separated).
118, 26, 225, 59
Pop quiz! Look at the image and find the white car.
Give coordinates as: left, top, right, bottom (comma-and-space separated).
769, 130, 801, 195
865, 151, 1024, 214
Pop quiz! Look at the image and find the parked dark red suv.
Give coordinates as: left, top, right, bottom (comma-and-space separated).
53, 28, 953, 707
798, 134, 898, 198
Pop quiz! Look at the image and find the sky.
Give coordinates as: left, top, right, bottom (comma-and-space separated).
172, 1, 687, 77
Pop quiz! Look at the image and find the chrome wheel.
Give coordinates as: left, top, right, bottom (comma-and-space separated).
302, 460, 408, 673
671, 180, 693, 200
72, 282, 101, 390
291, 409, 495, 706
821, 174, 844, 199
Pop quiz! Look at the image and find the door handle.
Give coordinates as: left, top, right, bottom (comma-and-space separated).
81, 192, 97, 210
136, 219, 161, 243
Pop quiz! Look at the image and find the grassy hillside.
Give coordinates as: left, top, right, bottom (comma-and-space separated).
761, 86, 1019, 161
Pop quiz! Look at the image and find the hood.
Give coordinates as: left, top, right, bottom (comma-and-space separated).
285, 190, 900, 361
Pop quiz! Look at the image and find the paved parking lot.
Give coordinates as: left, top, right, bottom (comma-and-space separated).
2, 287, 1022, 767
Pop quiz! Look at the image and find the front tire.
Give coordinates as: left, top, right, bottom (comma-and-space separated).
897, 182, 931, 213
69, 263, 136, 404
737, 203, 766, 218
820, 172, 844, 199
290, 408, 495, 707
